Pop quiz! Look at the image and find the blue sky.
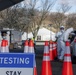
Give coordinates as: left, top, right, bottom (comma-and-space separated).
52, 0, 76, 13
23, 0, 76, 13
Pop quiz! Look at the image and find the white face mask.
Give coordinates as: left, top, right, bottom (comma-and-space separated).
61, 30, 64, 33
3, 36, 6, 39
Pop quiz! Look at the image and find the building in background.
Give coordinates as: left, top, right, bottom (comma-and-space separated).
22, 27, 56, 41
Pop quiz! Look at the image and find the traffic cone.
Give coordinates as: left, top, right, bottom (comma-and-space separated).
62, 41, 73, 75
24, 40, 29, 53
41, 41, 52, 75
29, 40, 37, 75
1, 40, 6, 52
49, 41, 54, 61
5, 40, 9, 52
0, 41, 1, 52
53, 42, 57, 59
34, 60, 37, 75
29, 40, 34, 53
74, 39, 76, 43
55, 42, 57, 57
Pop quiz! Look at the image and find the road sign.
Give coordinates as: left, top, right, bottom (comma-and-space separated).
0, 53, 34, 75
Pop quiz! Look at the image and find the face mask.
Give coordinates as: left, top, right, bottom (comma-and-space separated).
3, 36, 6, 39
61, 30, 64, 33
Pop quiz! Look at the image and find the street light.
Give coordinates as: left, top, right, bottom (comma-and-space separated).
48, 24, 52, 41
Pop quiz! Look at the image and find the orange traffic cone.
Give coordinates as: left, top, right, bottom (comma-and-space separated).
74, 39, 76, 43
62, 41, 73, 75
29, 40, 34, 53
29, 40, 37, 75
5, 40, 9, 52
34, 60, 37, 75
55, 42, 57, 57
0, 41, 1, 52
49, 41, 54, 61
24, 40, 29, 53
41, 41, 52, 75
1, 40, 6, 52
53, 42, 57, 59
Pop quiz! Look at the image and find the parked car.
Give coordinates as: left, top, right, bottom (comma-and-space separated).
69, 30, 76, 56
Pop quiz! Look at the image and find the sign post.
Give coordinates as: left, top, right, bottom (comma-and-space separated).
0, 53, 34, 75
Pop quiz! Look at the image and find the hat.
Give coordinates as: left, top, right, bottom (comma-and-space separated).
60, 26, 64, 29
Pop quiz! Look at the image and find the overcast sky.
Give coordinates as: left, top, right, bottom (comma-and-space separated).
53, 0, 76, 13
58, 0, 76, 4
24, 0, 76, 13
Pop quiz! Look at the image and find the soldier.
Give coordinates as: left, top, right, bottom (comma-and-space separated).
56, 26, 65, 61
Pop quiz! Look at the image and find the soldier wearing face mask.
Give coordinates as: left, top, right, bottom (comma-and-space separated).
56, 26, 65, 62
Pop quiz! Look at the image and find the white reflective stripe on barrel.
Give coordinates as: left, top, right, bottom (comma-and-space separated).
50, 44, 52, 51
53, 47, 56, 50
53, 44, 55, 47
50, 48, 52, 51
43, 56, 50, 61
24, 46, 28, 53
1, 47, 6, 52
29, 47, 34, 53
65, 47, 71, 54
44, 46, 49, 53
64, 56, 71, 62
50, 44, 52, 48
6, 46, 9, 52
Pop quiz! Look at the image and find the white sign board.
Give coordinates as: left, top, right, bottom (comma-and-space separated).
0, 53, 34, 75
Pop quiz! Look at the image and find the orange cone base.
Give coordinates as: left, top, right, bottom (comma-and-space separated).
41, 61, 52, 75
34, 67, 37, 75
53, 50, 57, 58
50, 51, 54, 61
62, 62, 73, 75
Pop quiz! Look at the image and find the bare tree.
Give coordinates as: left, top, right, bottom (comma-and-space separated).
59, 3, 72, 13
66, 14, 76, 29
0, 4, 30, 32
50, 12, 66, 31
24, 0, 56, 38
0, 0, 56, 39
50, 3, 72, 31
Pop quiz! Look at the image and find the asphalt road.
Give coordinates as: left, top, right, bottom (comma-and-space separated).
36, 56, 76, 75
9, 45, 76, 75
